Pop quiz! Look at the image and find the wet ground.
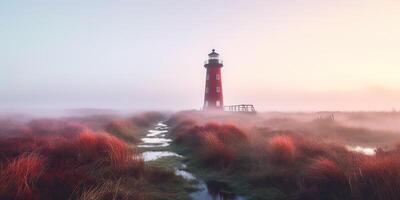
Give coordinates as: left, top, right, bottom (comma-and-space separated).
138, 122, 245, 200
346, 145, 376, 155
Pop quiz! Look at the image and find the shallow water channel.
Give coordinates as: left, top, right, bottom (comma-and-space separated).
139, 122, 245, 200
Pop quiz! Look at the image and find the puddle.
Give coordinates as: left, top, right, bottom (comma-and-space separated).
347, 145, 376, 155
138, 143, 170, 148
155, 127, 168, 131
141, 137, 172, 144
190, 180, 245, 200
139, 124, 171, 148
147, 129, 168, 137
175, 169, 196, 180
156, 122, 168, 127
142, 151, 183, 162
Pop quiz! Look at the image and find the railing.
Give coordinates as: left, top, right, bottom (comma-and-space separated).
224, 104, 256, 113
204, 59, 223, 65
315, 113, 335, 121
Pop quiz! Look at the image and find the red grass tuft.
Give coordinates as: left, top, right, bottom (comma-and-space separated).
0, 136, 50, 162
98, 133, 133, 168
199, 132, 235, 167
304, 158, 351, 199
78, 129, 98, 147
170, 121, 203, 148
309, 158, 344, 181
105, 119, 139, 142
0, 153, 45, 199
76, 130, 134, 169
171, 122, 249, 168
268, 135, 296, 165
213, 123, 248, 145
356, 155, 400, 200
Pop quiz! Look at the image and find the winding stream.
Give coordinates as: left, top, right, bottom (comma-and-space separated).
139, 121, 245, 200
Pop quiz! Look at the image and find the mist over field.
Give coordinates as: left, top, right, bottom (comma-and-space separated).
1, 110, 400, 199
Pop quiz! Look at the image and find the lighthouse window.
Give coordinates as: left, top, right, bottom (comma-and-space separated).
216, 74, 220, 80
206, 86, 209, 93
207, 74, 209, 80
216, 87, 220, 93
216, 101, 221, 107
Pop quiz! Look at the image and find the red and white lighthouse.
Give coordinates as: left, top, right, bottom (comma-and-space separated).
203, 49, 224, 110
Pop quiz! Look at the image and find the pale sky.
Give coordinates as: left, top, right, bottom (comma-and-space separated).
1, 0, 400, 112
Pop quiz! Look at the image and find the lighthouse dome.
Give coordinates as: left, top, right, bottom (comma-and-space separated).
208, 49, 219, 59
204, 49, 223, 67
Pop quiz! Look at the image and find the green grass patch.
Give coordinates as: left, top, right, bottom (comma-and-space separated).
170, 142, 289, 200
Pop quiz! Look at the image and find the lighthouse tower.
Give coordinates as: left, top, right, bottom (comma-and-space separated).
203, 49, 224, 110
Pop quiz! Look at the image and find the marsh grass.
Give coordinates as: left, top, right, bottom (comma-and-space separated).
0, 113, 190, 200
168, 111, 400, 200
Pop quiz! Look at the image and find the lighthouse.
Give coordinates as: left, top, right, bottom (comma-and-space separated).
203, 49, 224, 110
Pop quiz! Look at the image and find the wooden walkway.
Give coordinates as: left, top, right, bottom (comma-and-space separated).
224, 104, 256, 113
